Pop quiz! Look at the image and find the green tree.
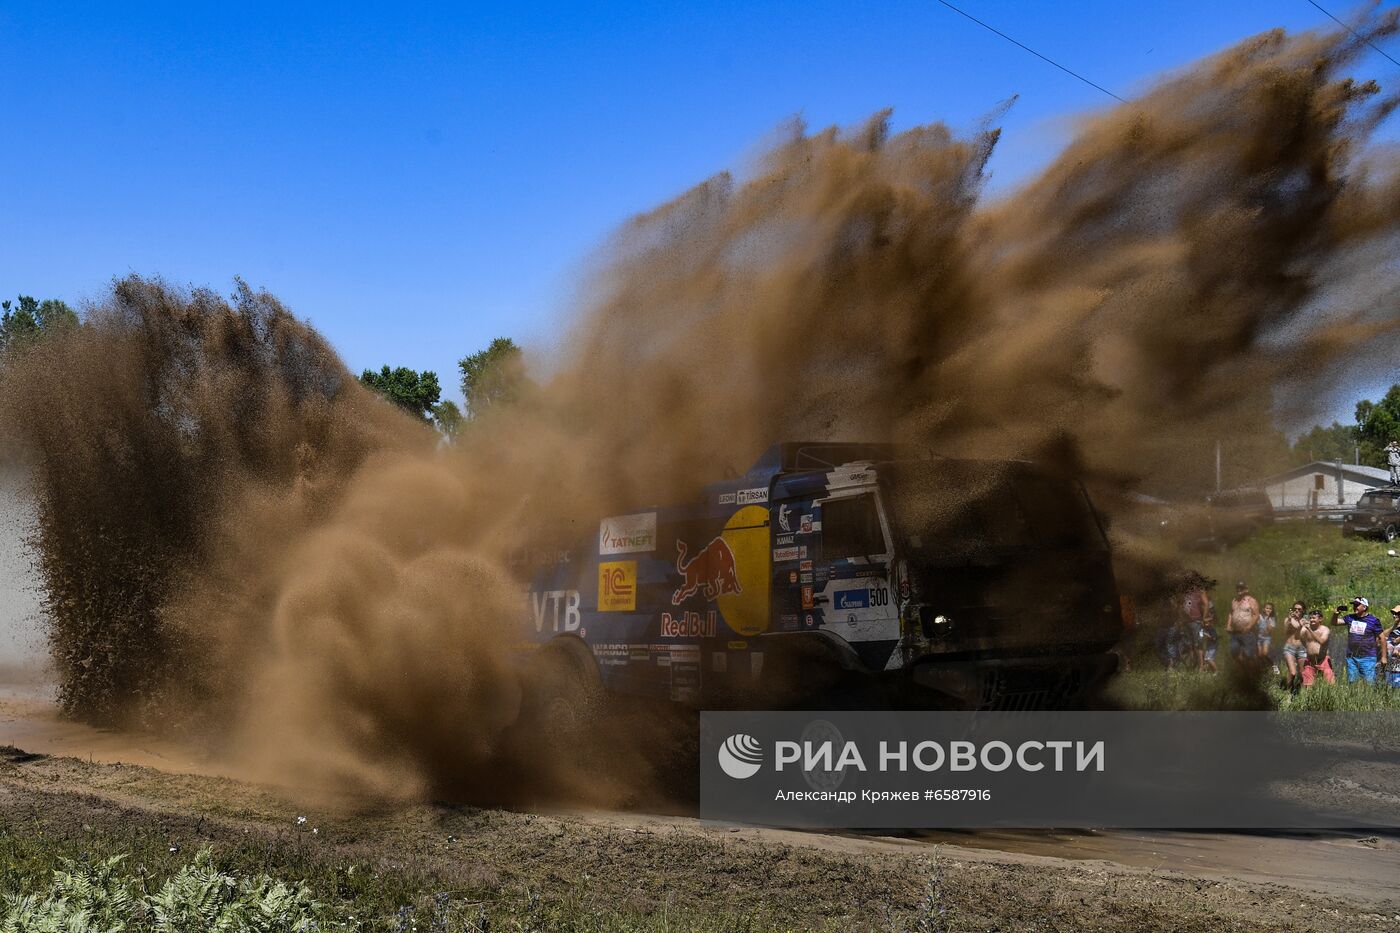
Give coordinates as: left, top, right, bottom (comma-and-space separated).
1356, 384, 1400, 466
0, 294, 77, 353
458, 336, 526, 419
1292, 421, 1358, 464
358, 365, 442, 422
431, 399, 463, 441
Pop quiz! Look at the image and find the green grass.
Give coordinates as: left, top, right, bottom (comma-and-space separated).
1108, 669, 1400, 711
1109, 522, 1400, 711
1269, 678, 1400, 711
0, 819, 866, 932
1192, 522, 1400, 616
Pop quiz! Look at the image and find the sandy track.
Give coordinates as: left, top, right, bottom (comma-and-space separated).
3, 687, 1399, 929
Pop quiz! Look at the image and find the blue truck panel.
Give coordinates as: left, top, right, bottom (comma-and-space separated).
523, 443, 1123, 709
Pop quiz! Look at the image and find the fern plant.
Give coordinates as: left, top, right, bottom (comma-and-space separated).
147, 850, 318, 933
1, 849, 320, 933
1, 855, 134, 933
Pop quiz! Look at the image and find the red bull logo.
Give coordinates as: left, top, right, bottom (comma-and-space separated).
671, 536, 743, 605
661, 610, 717, 638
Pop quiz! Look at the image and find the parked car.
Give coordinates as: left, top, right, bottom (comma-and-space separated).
1342, 486, 1400, 542
1205, 489, 1274, 544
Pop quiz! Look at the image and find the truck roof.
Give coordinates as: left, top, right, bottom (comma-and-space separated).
744, 442, 924, 480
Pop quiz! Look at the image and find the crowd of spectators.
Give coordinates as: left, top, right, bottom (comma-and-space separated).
1159, 578, 1400, 692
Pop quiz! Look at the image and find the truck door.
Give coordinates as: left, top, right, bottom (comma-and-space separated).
813, 490, 900, 669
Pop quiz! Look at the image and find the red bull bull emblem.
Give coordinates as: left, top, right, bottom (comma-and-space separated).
671, 536, 743, 605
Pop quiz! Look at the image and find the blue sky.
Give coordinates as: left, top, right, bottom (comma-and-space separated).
1, 1, 1396, 415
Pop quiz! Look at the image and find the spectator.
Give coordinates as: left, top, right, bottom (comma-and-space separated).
1257, 602, 1278, 672
1387, 439, 1400, 486
1182, 580, 1208, 671
1386, 605, 1400, 689
1201, 607, 1219, 674
1228, 581, 1260, 667
1327, 598, 1348, 673
1282, 601, 1308, 693
1159, 619, 1180, 670
1332, 597, 1384, 684
1301, 609, 1334, 686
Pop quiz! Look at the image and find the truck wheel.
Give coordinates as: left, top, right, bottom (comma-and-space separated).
522, 645, 603, 750
1386, 524, 1397, 543
758, 643, 883, 709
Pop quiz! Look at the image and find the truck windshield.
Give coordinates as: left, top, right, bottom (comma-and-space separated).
821, 494, 887, 559
1362, 491, 1396, 509
881, 460, 1106, 564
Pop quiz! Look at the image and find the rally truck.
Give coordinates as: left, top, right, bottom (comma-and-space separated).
517, 442, 1123, 712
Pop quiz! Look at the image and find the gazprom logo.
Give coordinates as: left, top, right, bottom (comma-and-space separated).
718, 733, 764, 779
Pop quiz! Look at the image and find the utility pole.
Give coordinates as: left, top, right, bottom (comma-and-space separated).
1215, 441, 1222, 492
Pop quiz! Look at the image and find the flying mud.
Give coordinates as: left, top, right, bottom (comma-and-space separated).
4, 18, 1400, 806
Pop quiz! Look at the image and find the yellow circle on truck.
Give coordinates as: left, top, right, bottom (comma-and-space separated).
717, 505, 771, 637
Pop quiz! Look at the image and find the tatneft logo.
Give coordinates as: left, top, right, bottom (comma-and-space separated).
718, 733, 764, 779
599, 513, 657, 556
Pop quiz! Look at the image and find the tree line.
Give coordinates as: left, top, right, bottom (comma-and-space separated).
8, 287, 1398, 467
357, 335, 528, 440
1291, 385, 1400, 469
0, 290, 522, 443
0, 295, 77, 351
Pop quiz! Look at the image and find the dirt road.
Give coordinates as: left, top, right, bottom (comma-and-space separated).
3, 686, 1399, 930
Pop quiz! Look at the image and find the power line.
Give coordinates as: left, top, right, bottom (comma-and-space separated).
933, 0, 1125, 103
1305, 0, 1400, 70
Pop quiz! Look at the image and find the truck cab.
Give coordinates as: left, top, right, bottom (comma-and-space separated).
522, 442, 1122, 711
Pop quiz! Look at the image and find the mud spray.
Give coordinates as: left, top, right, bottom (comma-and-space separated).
5, 22, 1400, 803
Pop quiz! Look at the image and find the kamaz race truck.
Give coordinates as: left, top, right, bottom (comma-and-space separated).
519, 443, 1122, 711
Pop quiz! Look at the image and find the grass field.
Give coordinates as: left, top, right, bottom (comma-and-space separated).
1108, 669, 1400, 710
1110, 521, 1400, 711
0, 830, 797, 932
1193, 522, 1399, 617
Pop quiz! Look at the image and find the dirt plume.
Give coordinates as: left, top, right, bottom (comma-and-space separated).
0, 278, 421, 726
535, 23, 1400, 506
5, 20, 1400, 800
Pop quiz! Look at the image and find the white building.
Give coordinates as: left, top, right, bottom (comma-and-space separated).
1254, 461, 1394, 516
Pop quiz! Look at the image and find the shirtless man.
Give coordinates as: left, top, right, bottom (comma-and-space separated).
1228, 581, 1261, 667
1282, 601, 1308, 692
1182, 580, 1209, 671
1301, 609, 1334, 686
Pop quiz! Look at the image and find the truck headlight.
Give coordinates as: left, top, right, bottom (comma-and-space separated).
918, 607, 954, 639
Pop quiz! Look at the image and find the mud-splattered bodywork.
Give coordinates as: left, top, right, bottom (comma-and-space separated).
522, 443, 1121, 709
